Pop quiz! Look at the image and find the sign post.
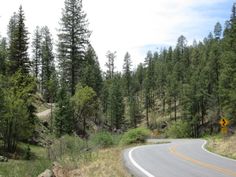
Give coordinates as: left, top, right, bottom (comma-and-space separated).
219, 118, 229, 135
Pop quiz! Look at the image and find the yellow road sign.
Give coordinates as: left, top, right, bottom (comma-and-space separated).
219, 118, 229, 127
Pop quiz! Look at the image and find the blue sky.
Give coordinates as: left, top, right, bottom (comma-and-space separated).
0, 0, 234, 71
139, 1, 233, 59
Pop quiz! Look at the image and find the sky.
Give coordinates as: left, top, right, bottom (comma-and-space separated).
0, 0, 233, 71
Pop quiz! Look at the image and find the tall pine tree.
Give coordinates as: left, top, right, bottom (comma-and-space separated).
31, 26, 42, 80
8, 6, 30, 74
58, 0, 90, 95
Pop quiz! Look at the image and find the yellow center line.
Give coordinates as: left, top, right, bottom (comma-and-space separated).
169, 145, 236, 177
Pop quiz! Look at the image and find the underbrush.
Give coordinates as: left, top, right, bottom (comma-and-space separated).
120, 127, 150, 145
47, 132, 122, 169
0, 128, 150, 177
166, 119, 191, 138
90, 131, 114, 148
0, 144, 51, 177
205, 132, 236, 159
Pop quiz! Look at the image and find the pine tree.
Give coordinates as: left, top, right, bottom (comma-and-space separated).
54, 85, 74, 136
144, 51, 155, 127
31, 26, 42, 80
214, 22, 222, 39
58, 0, 90, 95
107, 74, 125, 130
80, 44, 103, 95
41, 26, 56, 102
129, 94, 139, 128
8, 6, 30, 74
105, 51, 116, 79
0, 71, 36, 152
135, 63, 144, 101
0, 37, 7, 75
123, 52, 132, 96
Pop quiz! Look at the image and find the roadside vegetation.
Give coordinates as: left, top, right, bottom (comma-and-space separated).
205, 132, 236, 160
0, 128, 149, 176
0, 143, 51, 177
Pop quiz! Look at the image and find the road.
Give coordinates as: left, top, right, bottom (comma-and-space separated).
123, 139, 236, 177
36, 108, 51, 118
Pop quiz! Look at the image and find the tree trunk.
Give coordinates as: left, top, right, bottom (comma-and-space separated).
83, 116, 86, 137
146, 105, 149, 127
71, 63, 75, 95
50, 102, 53, 133
174, 97, 177, 121
163, 98, 165, 113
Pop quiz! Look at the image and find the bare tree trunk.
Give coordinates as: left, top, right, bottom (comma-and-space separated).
163, 98, 165, 113
50, 102, 53, 133
146, 105, 149, 127
174, 97, 177, 121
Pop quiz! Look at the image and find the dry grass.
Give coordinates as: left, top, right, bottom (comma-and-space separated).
206, 133, 236, 159
68, 147, 131, 177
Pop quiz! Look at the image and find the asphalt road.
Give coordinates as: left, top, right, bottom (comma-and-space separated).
123, 139, 236, 177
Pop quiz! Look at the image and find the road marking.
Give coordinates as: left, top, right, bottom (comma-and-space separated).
128, 147, 155, 177
201, 140, 236, 162
169, 145, 236, 177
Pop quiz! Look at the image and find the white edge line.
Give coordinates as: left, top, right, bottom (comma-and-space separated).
201, 139, 236, 162
128, 146, 155, 177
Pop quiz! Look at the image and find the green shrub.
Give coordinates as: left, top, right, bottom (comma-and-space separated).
120, 127, 150, 145
47, 135, 86, 160
167, 119, 191, 138
23, 145, 31, 160
90, 131, 114, 148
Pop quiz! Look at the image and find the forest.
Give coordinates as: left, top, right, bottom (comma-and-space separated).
0, 0, 235, 160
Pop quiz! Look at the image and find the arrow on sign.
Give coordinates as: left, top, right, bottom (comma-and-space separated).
222, 119, 226, 126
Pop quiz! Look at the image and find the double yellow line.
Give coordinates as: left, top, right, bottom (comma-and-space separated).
169, 145, 236, 177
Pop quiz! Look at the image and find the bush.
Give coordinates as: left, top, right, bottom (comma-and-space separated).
167, 119, 191, 138
120, 127, 150, 145
90, 131, 114, 148
23, 145, 31, 160
47, 135, 86, 160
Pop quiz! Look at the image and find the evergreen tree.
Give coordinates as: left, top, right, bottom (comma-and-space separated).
31, 26, 42, 80
80, 44, 103, 95
41, 26, 56, 102
134, 63, 144, 100
123, 52, 132, 96
58, 0, 90, 95
107, 74, 125, 130
0, 71, 36, 153
144, 51, 155, 127
129, 94, 139, 128
0, 37, 7, 74
214, 22, 222, 39
54, 85, 74, 136
105, 51, 116, 79
8, 6, 30, 74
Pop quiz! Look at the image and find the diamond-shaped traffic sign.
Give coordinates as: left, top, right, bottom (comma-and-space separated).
219, 118, 229, 127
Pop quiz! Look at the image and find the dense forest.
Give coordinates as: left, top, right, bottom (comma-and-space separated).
0, 0, 236, 154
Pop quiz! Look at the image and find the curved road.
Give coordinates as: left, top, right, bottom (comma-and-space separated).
123, 139, 236, 177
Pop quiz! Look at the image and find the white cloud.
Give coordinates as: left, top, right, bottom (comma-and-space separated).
0, 0, 231, 71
